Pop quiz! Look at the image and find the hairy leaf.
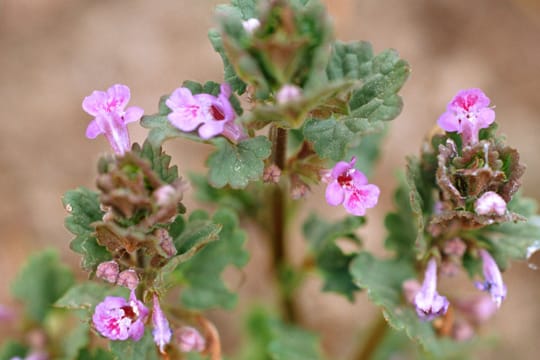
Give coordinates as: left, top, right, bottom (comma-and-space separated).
303, 214, 364, 300
207, 136, 271, 189
350, 252, 475, 357
176, 208, 249, 309
136, 140, 178, 183
63, 187, 110, 272
11, 250, 74, 323
109, 330, 159, 360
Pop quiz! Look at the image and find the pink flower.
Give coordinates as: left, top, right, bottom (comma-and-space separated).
475, 249, 507, 307
152, 294, 172, 354
83, 84, 144, 155
166, 83, 243, 142
414, 258, 449, 321
475, 191, 506, 216
175, 326, 206, 353
92, 291, 149, 341
323, 157, 380, 216
437, 88, 495, 145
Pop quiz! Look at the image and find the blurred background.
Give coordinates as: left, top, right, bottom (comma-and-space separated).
1, 0, 539, 358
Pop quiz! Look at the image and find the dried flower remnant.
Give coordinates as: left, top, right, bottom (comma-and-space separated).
92, 291, 149, 341
323, 157, 380, 216
475, 249, 507, 307
414, 259, 449, 321
475, 191, 506, 216
166, 83, 243, 141
152, 294, 172, 354
83, 84, 144, 155
437, 88, 495, 145
176, 326, 206, 353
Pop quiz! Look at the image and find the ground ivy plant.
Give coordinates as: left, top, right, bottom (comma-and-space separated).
2, 0, 539, 359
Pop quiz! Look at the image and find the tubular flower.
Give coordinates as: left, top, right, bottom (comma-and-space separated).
413, 258, 449, 321
323, 157, 380, 216
166, 83, 243, 142
437, 88, 495, 145
83, 84, 144, 155
152, 294, 172, 354
475, 249, 507, 307
92, 291, 149, 341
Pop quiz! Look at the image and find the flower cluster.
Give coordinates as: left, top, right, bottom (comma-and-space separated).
323, 157, 380, 216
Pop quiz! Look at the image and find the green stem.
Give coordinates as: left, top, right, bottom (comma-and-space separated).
269, 125, 297, 322
352, 314, 388, 360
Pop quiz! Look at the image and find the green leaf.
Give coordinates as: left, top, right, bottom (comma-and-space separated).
350, 253, 476, 358
384, 174, 418, 260
76, 348, 114, 360
63, 187, 110, 272
109, 330, 159, 360
11, 250, 74, 323
176, 208, 249, 309
55, 283, 129, 316
345, 125, 387, 177
406, 157, 428, 258
305, 41, 410, 161
0, 340, 27, 360
480, 194, 540, 270
303, 116, 385, 161
136, 140, 178, 183
153, 214, 222, 289
189, 173, 261, 215
207, 136, 271, 189
60, 321, 90, 360
208, 28, 247, 94
240, 308, 323, 360
303, 214, 365, 300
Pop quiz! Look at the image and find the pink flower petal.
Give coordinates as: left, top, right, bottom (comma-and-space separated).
85, 119, 103, 139
106, 84, 131, 111
82, 90, 108, 116
325, 181, 345, 206
124, 106, 144, 124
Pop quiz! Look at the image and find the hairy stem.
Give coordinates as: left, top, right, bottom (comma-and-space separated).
352, 314, 388, 360
269, 125, 297, 322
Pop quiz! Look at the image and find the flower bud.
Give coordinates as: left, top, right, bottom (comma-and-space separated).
155, 228, 177, 258
263, 164, 281, 183
96, 260, 119, 283
276, 84, 302, 104
455, 295, 498, 325
175, 326, 206, 353
242, 18, 260, 34
152, 294, 172, 354
116, 269, 139, 291
475, 191, 506, 216
452, 320, 475, 342
154, 185, 177, 207
443, 237, 467, 257
402, 279, 421, 304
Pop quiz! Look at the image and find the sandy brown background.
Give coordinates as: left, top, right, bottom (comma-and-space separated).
1, 0, 539, 358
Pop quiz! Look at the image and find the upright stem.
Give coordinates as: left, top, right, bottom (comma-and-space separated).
269, 125, 297, 322
352, 314, 388, 360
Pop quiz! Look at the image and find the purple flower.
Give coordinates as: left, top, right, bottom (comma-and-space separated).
323, 157, 380, 216
83, 84, 144, 155
92, 290, 149, 341
175, 326, 206, 353
166, 83, 243, 142
475, 249, 507, 307
413, 258, 449, 321
475, 191, 507, 216
437, 88, 495, 145
152, 294, 172, 354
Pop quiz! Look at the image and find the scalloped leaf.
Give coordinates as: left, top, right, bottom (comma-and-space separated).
109, 330, 159, 360
303, 214, 364, 300
350, 252, 476, 358
304, 41, 409, 161
62, 187, 110, 272
11, 250, 75, 323
175, 208, 249, 309
241, 308, 323, 360
136, 140, 178, 183
207, 136, 271, 189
